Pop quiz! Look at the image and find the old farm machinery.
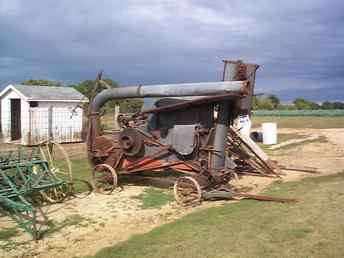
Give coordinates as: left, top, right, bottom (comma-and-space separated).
87, 61, 291, 206
0, 143, 90, 239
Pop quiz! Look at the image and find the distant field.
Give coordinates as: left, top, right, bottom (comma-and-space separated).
253, 109, 344, 116
252, 116, 344, 129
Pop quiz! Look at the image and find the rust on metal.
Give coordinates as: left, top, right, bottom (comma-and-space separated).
86, 62, 292, 206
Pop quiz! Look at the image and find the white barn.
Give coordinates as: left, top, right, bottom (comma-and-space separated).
0, 84, 88, 145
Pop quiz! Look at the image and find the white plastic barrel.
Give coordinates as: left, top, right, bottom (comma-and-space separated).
262, 122, 277, 145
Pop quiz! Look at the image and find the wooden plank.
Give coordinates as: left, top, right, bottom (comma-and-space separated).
229, 127, 278, 174
270, 134, 319, 150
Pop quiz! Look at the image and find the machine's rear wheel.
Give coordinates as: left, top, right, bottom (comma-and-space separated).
91, 164, 118, 194
173, 176, 202, 206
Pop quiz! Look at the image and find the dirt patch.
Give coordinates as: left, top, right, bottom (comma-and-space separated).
275, 128, 344, 177
1, 128, 344, 258
0, 187, 193, 258
229, 128, 344, 194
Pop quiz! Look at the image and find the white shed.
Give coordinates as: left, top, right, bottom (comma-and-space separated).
0, 84, 88, 145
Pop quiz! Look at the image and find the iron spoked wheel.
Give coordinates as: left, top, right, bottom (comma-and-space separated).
173, 176, 202, 207
39, 142, 73, 182
39, 141, 73, 203
91, 164, 118, 195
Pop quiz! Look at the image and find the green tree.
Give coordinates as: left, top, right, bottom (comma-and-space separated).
119, 99, 144, 113
252, 96, 275, 110
321, 101, 334, 109
252, 96, 259, 110
267, 94, 280, 109
72, 78, 120, 140
258, 98, 274, 110
332, 102, 344, 109
321, 101, 344, 109
72, 79, 143, 113
22, 79, 62, 86
72, 78, 118, 112
72, 78, 117, 101
293, 98, 318, 110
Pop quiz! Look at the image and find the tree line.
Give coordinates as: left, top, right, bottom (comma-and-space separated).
253, 95, 344, 110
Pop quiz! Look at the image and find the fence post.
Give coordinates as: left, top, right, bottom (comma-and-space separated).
47, 105, 54, 153
28, 109, 32, 145
48, 105, 53, 142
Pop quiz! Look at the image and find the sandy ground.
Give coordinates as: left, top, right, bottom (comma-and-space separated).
1, 128, 343, 258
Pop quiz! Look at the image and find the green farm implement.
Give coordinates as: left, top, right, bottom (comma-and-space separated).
0, 143, 91, 240
0, 147, 65, 239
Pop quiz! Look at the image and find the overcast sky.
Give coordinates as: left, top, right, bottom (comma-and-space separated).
1, 0, 343, 97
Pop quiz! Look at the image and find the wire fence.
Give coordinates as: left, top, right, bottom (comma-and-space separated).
1, 107, 84, 145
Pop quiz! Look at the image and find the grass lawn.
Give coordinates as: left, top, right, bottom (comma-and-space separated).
88, 172, 344, 258
252, 116, 344, 129
71, 158, 91, 181
68, 158, 92, 193
132, 188, 174, 209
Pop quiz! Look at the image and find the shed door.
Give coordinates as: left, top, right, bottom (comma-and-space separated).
10, 99, 21, 140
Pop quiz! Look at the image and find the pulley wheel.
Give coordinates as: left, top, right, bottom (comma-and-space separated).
119, 128, 143, 157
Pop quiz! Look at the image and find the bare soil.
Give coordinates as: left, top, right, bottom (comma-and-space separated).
1, 128, 344, 258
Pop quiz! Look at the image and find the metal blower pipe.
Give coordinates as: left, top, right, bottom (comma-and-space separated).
211, 101, 231, 169
88, 80, 249, 169
90, 81, 249, 113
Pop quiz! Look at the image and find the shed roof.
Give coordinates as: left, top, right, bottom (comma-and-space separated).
0, 84, 88, 102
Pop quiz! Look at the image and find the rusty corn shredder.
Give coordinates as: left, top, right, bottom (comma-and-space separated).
87, 69, 262, 206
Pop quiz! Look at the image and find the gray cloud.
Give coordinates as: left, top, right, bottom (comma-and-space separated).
0, 0, 343, 99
